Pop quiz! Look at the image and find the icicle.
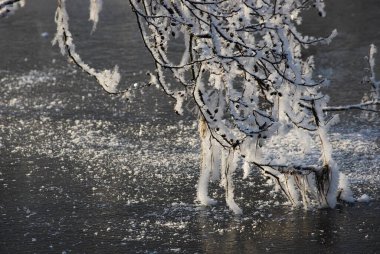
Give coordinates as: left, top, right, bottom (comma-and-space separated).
197, 116, 217, 206
284, 175, 301, 206
294, 175, 312, 209
326, 162, 340, 208
210, 138, 221, 181
242, 161, 250, 179
369, 44, 377, 79
89, 0, 103, 33
337, 172, 354, 203
369, 44, 380, 99
220, 149, 242, 214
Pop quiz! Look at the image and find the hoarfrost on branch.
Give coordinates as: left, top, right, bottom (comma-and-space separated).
5, 0, 377, 214
0, 0, 25, 18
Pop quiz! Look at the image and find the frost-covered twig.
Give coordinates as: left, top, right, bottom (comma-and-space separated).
0, 0, 25, 18
325, 44, 380, 113
323, 101, 380, 112
53, 0, 121, 94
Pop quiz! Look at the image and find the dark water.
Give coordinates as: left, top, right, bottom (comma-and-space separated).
0, 1, 379, 253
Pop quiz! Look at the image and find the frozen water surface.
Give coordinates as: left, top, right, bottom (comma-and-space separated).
1, 0, 379, 253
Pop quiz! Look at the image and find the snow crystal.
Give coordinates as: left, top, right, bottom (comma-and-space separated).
357, 194, 371, 203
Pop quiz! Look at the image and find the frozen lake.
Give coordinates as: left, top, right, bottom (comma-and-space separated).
1, 0, 379, 253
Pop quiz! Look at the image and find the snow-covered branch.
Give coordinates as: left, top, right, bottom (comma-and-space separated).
124, 0, 356, 213
52, 0, 121, 94
324, 44, 380, 113
0, 0, 25, 18
52, 0, 365, 214
324, 101, 380, 112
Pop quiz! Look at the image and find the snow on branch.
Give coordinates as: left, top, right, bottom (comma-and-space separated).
124, 0, 357, 213
52, 0, 120, 94
0, 0, 25, 18
53, 0, 363, 214
323, 101, 380, 112
324, 44, 380, 113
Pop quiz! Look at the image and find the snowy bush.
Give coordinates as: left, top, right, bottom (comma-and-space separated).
7, 0, 377, 214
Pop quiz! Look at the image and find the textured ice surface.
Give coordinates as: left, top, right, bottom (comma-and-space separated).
0, 68, 379, 253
